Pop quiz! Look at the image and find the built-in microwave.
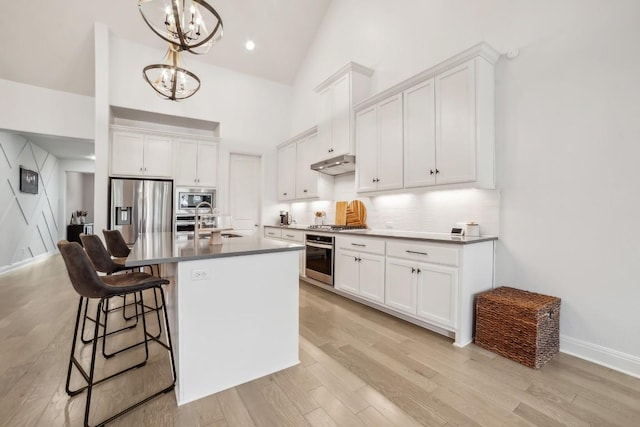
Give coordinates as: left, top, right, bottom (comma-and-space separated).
175, 188, 216, 214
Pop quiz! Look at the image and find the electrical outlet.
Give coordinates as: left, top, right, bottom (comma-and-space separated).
191, 268, 209, 281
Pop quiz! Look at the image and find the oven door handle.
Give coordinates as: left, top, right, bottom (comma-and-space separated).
306, 242, 333, 250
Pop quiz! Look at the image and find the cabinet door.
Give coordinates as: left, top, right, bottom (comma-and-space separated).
417, 263, 458, 329
295, 135, 317, 199
404, 79, 436, 188
385, 257, 417, 315
317, 86, 333, 161
331, 74, 351, 156
359, 253, 385, 303
335, 249, 359, 294
175, 139, 198, 186
277, 144, 296, 201
144, 134, 173, 177
436, 60, 476, 185
197, 142, 218, 187
111, 131, 144, 176
377, 94, 404, 191
355, 105, 378, 193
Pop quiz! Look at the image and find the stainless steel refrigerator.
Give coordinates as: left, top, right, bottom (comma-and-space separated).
109, 178, 173, 245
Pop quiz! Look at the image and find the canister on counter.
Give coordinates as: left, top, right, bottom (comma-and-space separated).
465, 222, 480, 237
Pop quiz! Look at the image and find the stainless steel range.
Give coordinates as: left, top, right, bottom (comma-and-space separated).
304, 224, 368, 286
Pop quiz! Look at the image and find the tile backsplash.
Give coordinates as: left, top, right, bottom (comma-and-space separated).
286, 174, 500, 236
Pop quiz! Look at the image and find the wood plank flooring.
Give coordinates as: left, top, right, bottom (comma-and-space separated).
1, 254, 639, 426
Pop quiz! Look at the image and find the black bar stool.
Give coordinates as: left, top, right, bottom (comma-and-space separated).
103, 229, 158, 276
58, 240, 175, 427
80, 233, 146, 352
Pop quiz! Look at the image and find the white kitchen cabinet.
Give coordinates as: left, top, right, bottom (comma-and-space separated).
355, 93, 404, 193
315, 63, 374, 162
434, 60, 476, 185
334, 236, 385, 303
277, 143, 296, 201
354, 42, 498, 191
386, 255, 457, 328
385, 257, 418, 315
417, 263, 457, 328
403, 78, 436, 188
278, 128, 333, 202
175, 139, 218, 187
404, 56, 495, 188
295, 134, 322, 199
263, 226, 305, 276
111, 129, 172, 178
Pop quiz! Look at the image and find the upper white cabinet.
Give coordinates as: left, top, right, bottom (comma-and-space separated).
355, 42, 499, 191
315, 63, 374, 162
403, 79, 437, 188
355, 93, 404, 193
277, 143, 296, 201
111, 129, 172, 178
277, 127, 333, 202
175, 139, 218, 188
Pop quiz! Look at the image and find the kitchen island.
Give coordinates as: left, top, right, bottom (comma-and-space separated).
126, 232, 304, 405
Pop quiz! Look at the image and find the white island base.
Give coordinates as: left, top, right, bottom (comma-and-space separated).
167, 250, 300, 405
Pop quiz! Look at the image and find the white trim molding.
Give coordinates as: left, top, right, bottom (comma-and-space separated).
0, 250, 58, 276
561, 335, 640, 379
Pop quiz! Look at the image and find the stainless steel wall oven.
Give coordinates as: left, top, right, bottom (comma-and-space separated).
305, 234, 334, 286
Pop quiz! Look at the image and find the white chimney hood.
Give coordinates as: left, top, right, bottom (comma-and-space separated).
310, 155, 356, 176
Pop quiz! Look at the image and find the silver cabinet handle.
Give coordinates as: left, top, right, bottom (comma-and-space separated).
406, 250, 428, 256
351, 243, 366, 247
285, 234, 295, 238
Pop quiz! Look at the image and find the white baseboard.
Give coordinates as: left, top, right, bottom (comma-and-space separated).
0, 251, 58, 276
561, 335, 640, 379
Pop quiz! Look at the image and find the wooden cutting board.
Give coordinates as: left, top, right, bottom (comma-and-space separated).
335, 201, 348, 225
346, 200, 367, 226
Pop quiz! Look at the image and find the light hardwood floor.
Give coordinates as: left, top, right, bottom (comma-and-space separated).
1, 254, 639, 426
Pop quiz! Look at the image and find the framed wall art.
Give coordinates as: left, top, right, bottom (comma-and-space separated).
19, 167, 39, 194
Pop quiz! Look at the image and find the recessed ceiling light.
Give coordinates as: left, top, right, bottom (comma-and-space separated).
245, 40, 255, 51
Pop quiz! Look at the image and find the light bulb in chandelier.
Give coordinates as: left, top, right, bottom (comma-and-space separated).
139, 0, 223, 54
143, 46, 201, 101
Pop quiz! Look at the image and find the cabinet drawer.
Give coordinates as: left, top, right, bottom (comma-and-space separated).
264, 227, 282, 239
336, 236, 385, 255
387, 241, 459, 266
281, 229, 304, 243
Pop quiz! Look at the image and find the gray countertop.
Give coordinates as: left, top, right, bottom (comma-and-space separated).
264, 225, 497, 244
126, 232, 304, 267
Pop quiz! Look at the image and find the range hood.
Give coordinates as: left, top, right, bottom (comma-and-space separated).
311, 154, 356, 176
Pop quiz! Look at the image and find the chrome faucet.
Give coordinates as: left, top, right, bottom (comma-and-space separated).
194, 201, 213, 240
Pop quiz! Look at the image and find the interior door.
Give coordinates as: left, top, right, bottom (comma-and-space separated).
229, 153, 261, 235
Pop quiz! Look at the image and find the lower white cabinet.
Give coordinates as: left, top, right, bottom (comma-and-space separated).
386, 256, 457, 328
329, 235, 495, 347
385, 257, 417, 315
335, 236, 385, 303
263, 227, 305, 276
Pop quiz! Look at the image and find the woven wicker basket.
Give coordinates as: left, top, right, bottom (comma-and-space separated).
475, 287, 561, 369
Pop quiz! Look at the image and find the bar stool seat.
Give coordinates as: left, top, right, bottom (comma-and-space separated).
58, 240, 175, 427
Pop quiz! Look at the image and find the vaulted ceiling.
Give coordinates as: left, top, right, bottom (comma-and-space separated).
1, 0, 332, 97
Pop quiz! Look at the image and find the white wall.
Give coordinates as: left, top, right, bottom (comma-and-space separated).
58, 159, 96, 240
0, 79, 94, 140
289, 0, 640, 375
92, 30, 293, 232
0, 132, 60, 272
65, 172, 95, 225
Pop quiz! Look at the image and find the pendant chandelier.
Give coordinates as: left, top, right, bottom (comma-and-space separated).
139, 0, 223, 54
139, 0, 223, 100
143, 45, 201, 101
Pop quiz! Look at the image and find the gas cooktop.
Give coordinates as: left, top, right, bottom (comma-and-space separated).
307, 224, 368, 231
